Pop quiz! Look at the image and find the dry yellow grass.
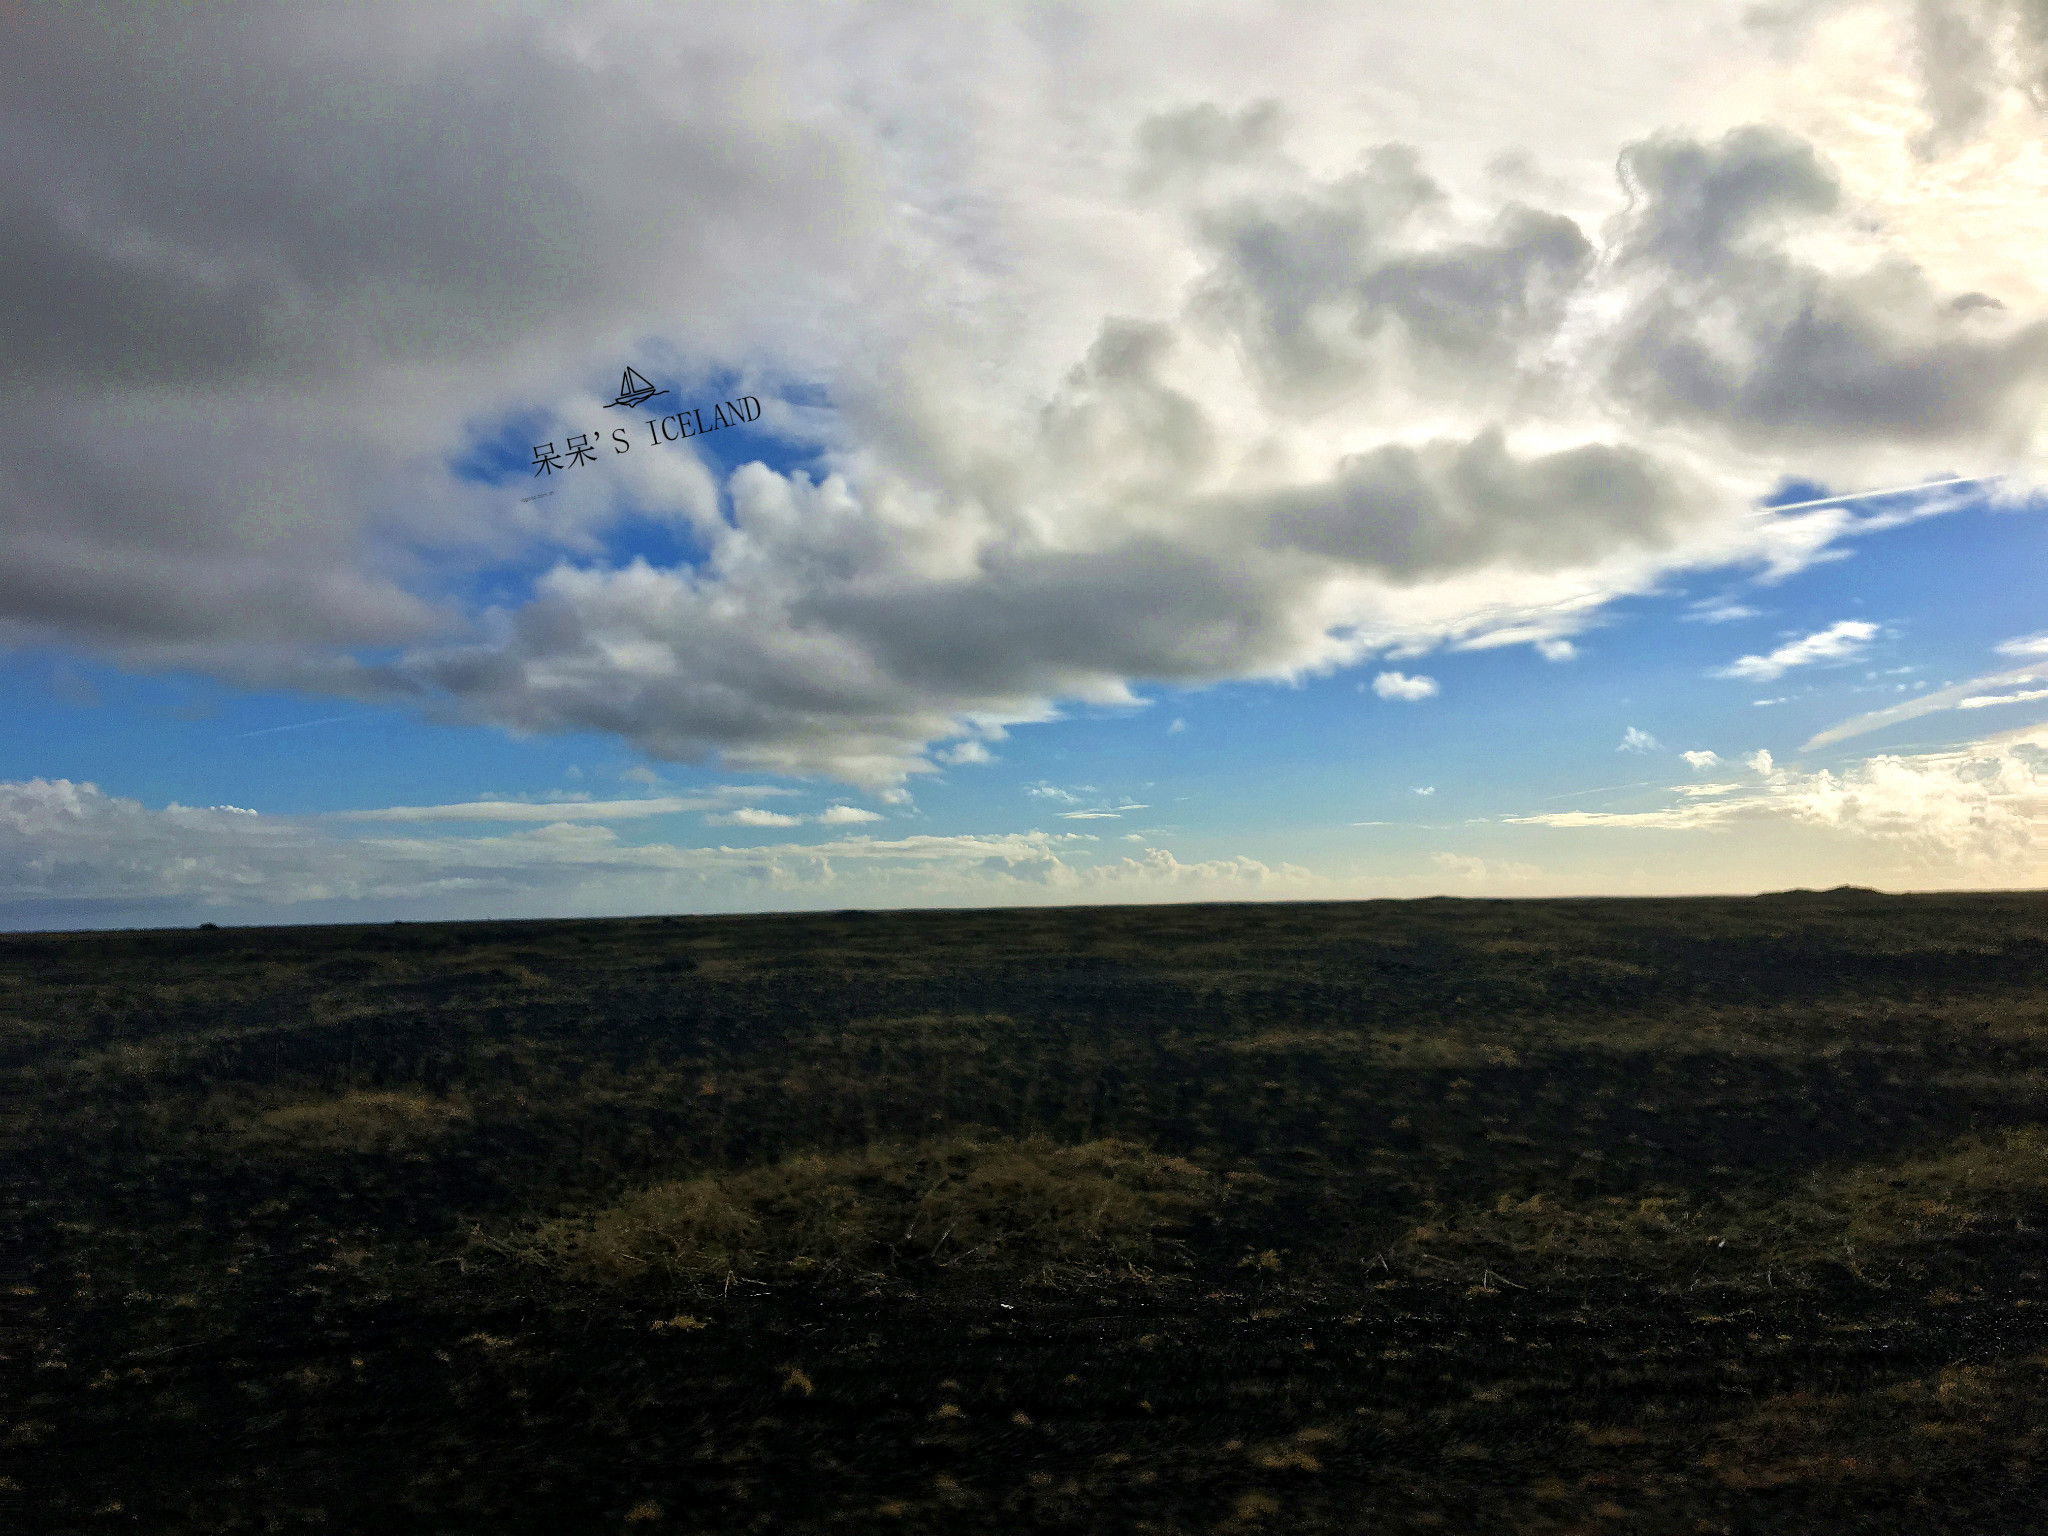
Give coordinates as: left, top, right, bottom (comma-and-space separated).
495, 1131, 1213, 1290
240, 1089, 469, 1151
1402, 1123, 2048, 1284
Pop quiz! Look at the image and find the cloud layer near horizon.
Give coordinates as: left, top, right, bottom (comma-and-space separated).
7, 1, 2048, 787
8, 715, 2044, 925
0, 777, 1311, 920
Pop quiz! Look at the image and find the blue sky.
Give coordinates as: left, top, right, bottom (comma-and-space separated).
5, 1, 2047, 927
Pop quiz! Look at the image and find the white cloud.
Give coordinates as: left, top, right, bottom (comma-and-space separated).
7, 4, 2048, 788
1373, 671, 1441, 702
1058, 810, 1123, 819
1413, 785, 1436, 796
1168, 717, 1186, 733
816, 804, 882, 824
1995, 633, 2048, 659
1681, 749, 1721, 770
1536, 638, 1578, 662
0, 778, 1320, 921
339, 796, 726, 822
1619, 726, 1662, 752
1432, 852, 1541, 882
1714, 620, 1879, 682
1957, 687, 2048, 709
1684, 599, 1762, 624
1805, 664, 2047, 747
1025, 784, 1081, 803
706, 807, 805, 827
1513, 726, 2048, 871
936, 740, 995, 765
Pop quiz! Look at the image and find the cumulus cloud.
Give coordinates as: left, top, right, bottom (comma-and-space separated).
1619, 726, 1662, 752
1715, 620, 1878, 681
7, 4, 2047, 788
1682, 749, 1722, 769
816, 804, 882, 824
1373, 671, 1440, 701
1604, 122, 2048, 452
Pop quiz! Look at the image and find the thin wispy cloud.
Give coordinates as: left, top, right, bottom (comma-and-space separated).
1683, 600, 1761, 624
1806, 667, 2048, 750
240, 715, 356, 739
1715, 621, 1878, 682
706, 808, 806, 827
1957, 687, 2048, 710
337, 797, 724, 823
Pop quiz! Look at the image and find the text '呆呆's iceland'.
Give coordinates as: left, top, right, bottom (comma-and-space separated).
531, 394, 761, 477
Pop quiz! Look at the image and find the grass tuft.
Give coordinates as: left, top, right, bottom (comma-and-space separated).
492, 1131, 1213, 1291
240, 1089, 469, 1152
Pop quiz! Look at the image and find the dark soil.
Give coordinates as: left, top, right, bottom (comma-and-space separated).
6, 893, 2048, 1533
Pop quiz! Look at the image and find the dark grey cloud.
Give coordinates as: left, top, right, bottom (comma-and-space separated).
1186, 144, 1593, 409
1130, 99, 1290, 194
1255, 427, 1706, 580
1037, 320, 1218, 499
0, 1, 863, 661
1911, 0, 1999, 152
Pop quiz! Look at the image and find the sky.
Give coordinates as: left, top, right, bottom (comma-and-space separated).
4, 0, 2048, 930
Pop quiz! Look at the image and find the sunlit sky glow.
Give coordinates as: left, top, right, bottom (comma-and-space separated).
4, 0, 2047, 928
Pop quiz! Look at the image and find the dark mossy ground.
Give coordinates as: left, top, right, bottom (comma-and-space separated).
6, 893, 2048, 1533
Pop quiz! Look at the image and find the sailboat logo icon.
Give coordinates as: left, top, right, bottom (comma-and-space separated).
605, 366, 670, 411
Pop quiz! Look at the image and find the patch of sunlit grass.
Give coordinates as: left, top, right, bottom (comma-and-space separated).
239, 1089, 469, 1152
490, 1131, 1213, 1292
1402, 1123, 2048, 1286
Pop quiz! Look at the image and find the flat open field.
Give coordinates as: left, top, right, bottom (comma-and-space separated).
6, 893, 2048, 1533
